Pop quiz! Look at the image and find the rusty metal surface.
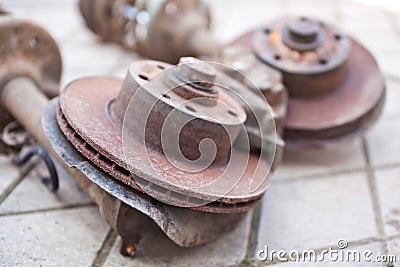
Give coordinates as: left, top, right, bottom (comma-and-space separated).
215, 46, 288, 135
0, 15, 62, 129
79, 0, 129, 46
1, 77, 53, 151
57, 102, 261, 213
253, 17, 351, 75
211, 47, 286, 171
232, 16, 385, 142
44, 98, 250, 247
79, 0, 219, 63
58, 60, 273, 210
0, 7, 9, 15
58, 78, 270, 206
252, 17, 351, 98
0, 16, 62, 96
1, 121, 32, 148
111, 58, 247, 165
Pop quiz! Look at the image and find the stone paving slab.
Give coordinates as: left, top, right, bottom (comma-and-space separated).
387, 239, 400, 267
274, 139, 365, 181
375, 167, 400, 236
0, 162, 92, 215
0, 156, 20, 198
366, 116, 400, 168
383, 78, 400, 118
256, 172, 377, 254
0, 206, 109, 266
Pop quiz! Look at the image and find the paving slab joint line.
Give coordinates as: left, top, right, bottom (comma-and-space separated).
274, 166, 368, 185
386, 10, 400, 42
384, 73, 400, 82
362, 137, 387, 259
91, 228, 118, 267
0, 202, 96, 217
374, 162, 400, 171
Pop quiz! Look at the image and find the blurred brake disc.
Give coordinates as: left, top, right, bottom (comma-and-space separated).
232, 16, 386, 142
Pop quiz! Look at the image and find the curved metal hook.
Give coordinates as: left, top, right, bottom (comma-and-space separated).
14, 145, 59, 191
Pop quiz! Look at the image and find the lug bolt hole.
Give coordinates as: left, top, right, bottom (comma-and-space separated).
334, 34, 342, 41
319, 59, 328, 65
263, 28, 271, 35
158, 65, 165, 70
185, 105, 196, 112
274, 54, 281, 60
228, 110, 237, 117
138, 74, 148, 81
162, 93, 170, 99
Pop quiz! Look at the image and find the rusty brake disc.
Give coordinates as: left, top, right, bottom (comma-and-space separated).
232, 16, 385, 142
57, 58, 276, 213
43, 99, 249, 247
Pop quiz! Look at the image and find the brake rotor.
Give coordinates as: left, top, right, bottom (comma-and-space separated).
57, 59, 276, 213
232, 16, 385, 142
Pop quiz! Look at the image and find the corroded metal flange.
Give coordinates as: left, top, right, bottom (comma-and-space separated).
79, 0, 219, 63
0, 15, 62, 129
57, 59, 275, 213
232, 16, 385, 142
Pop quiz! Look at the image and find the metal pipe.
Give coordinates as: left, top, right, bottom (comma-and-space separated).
0, 77, 103, 205
1, 77, 51, 151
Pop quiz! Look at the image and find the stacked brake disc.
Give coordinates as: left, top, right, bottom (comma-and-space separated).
56, 57, 282, 213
